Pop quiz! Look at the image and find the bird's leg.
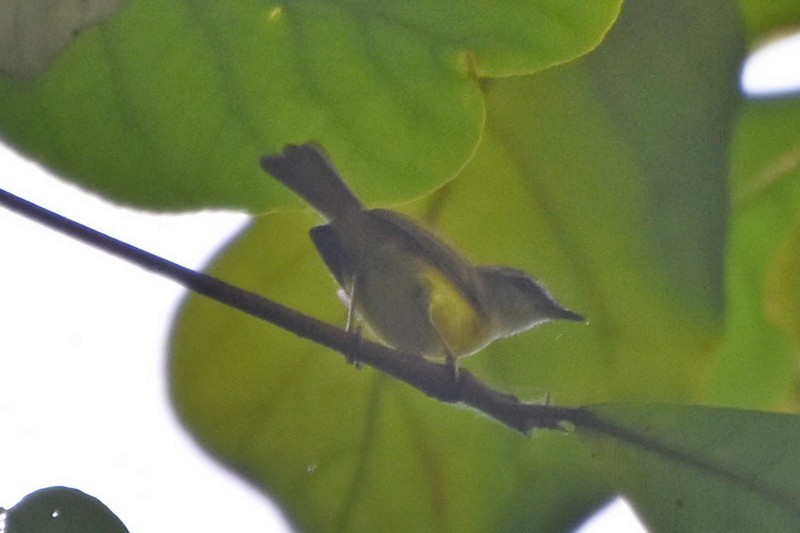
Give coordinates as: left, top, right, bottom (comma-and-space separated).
438, 348, 466, 401
444, 347, 458, 381
426, 306, 462, 392
445, 349, 459, 381
344, 276, 363, 368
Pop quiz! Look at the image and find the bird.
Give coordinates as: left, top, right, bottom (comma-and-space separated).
260, 143, 584, 375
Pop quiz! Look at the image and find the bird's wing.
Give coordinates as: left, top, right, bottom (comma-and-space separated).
365, 208, 485, 312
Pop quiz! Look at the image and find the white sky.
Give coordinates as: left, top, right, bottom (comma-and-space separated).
1, 34, 798, 533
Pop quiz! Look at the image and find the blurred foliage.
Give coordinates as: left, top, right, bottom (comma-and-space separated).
710, 97, 800, 408
2, 0, 800, 531
4, 486, 128, 533
738, 0, 800, 41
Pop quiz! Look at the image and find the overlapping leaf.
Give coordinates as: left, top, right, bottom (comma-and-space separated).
577, 403, 800, 532
168, 0, 755, 530
0, 0, 619, 212
4, 0, 798, 531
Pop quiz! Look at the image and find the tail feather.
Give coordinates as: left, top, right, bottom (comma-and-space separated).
260, 143, 363, 221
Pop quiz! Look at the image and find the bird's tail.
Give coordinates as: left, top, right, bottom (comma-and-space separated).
260, 143, 363, 221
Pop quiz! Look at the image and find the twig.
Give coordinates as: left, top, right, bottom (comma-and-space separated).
0, 188, 579, 434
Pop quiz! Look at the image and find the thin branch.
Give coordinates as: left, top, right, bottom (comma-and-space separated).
0, 188, 579, 434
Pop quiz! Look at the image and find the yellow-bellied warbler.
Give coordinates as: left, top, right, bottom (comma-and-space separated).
261, 143, 584, 374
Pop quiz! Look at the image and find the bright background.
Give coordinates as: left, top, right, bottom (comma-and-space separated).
1, 34, 798, 532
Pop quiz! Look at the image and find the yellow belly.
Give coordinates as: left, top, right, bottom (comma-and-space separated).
417, 265, 493, 358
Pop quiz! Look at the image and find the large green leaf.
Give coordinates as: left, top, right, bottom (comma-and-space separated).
170, 2, 748, 529
577, 403, 800, 532
169, 211, 610, 532
471, 0, 743, 396
0, 0, 619, 212
709, 97, 800, 407
586, 0, 744, 317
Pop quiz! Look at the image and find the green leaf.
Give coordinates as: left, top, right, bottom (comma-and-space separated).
169, 212, 611, 532
170, 0, 748, 530
4, 486, 129, 533
737, 0, 800, 42
708, 97, 800, 407
585, 0, 744, 318
470, 0, 744, 398
577, 403, 800, 532
765, 223, 800, 345
0, 0, 619, 212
